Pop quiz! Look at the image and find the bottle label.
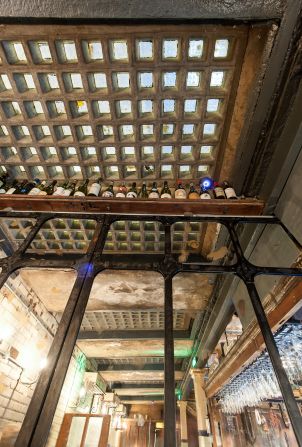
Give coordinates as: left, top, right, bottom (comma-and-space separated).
225, 187, 237, 199
74, 191, 85, 197
161, 193, 172, 199
214, 187, 225, 197
116, 192, 126, 198
28, 187, 41, 196
102, 191, 114, 198
6, 188, 16, 194
188, 192, 200, 200
175, 189, 187, 199
200, 192, 211, 200
126, 192, 137, 198
88, 183, 101, 196
0, 188, 6, 194
53, 187, 65, 196
64, 189, 72, 196
39, 191, 48, 196
148, 192, 159, 199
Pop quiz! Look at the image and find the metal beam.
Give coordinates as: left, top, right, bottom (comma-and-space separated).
78, 329, 191, 340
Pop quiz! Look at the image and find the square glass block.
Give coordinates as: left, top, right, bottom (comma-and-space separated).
214, 39, 229, 58
137, 40, 153, 59
110, 40, 128, 60
186, 71, 201, 88
210, 71, 225, 87
188, 39, 204, 58
163, 72, 177, 88
138, 72, 153, 88
162, 39, 179, 59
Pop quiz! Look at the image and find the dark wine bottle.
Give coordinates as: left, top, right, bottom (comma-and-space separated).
222, 181, 237, 200
74, 179, 89, 197
126, 182, 138, 199
43, 180, 58, 195
140, 183, 148, 199
160, 181, 172, 199
148, 182, 159, 199
102, 182, 114, 198
174, 180, 187, 199
188, 182, 199, 200
116, 182, 127, 198
213, 182, 226, 199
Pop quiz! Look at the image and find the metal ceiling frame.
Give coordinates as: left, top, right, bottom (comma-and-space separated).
0, 211, 301, 446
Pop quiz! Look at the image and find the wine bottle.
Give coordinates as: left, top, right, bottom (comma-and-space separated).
174, 180, 187, 199
148, 182, 159, 199
0, 173, 9, 193
140, 183, 148, 199
0, 172, 9, 190
188, 183, 199, 200
200, 186, 212, 199
53, 181, 69, 196
64, 181, 77, 196
87, 178, 102, 197
43, 180, 58, 195
213, 182, 226, 199
116, 182, 127, 198
74, 179, 89, 197
102, 182, 114, 198
222, 180, 237, 200
126, 182, 138, 199
11, 180, 27, 194
29, 180, 47, 195
5, 179, 19, 194
20, 179, 41, 195
160, 181, 172, 199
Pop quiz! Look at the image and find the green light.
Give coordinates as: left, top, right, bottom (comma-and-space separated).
192, 356, 197, 368
176, 388, 182, 400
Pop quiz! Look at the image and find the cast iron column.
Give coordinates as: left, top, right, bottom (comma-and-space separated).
164, 222, 176, 446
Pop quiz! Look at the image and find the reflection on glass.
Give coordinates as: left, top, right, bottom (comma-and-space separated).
66, 416, 86, 447
85, 417, 103, 446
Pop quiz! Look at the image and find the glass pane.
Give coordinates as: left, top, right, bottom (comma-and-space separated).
66, 416, 86, 447
84, 417, 103, 446
0, 217, 36, 257
236, 222, 300, 268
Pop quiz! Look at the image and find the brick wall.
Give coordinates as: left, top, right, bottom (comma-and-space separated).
0, 270, 89, 447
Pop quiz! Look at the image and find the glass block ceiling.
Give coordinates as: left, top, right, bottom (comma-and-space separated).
0, 24, 248, 184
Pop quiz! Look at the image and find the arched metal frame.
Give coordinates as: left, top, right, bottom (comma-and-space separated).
0, 211, 301, 447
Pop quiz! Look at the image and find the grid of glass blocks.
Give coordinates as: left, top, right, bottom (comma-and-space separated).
81, 310, 189, 331
0, 25, 247, 184
0, 218, 210, 255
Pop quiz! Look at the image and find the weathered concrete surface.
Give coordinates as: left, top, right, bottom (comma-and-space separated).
77, 339, 193, 358
19, 269, 212, 312
100, 370, 184, 382
0, 0, 285, 19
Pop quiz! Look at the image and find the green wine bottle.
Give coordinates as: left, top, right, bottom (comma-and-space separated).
140, 183, 148, 199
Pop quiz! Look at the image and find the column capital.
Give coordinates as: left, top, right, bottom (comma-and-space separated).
190, 368, 206, 379
177, 400, 188, 409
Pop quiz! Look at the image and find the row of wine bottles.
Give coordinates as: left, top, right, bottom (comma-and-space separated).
0, 173, 238, 200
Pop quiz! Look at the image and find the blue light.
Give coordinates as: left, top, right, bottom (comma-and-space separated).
199, 176, 214, 190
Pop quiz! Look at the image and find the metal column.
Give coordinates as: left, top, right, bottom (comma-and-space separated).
164, 222, 176, 446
